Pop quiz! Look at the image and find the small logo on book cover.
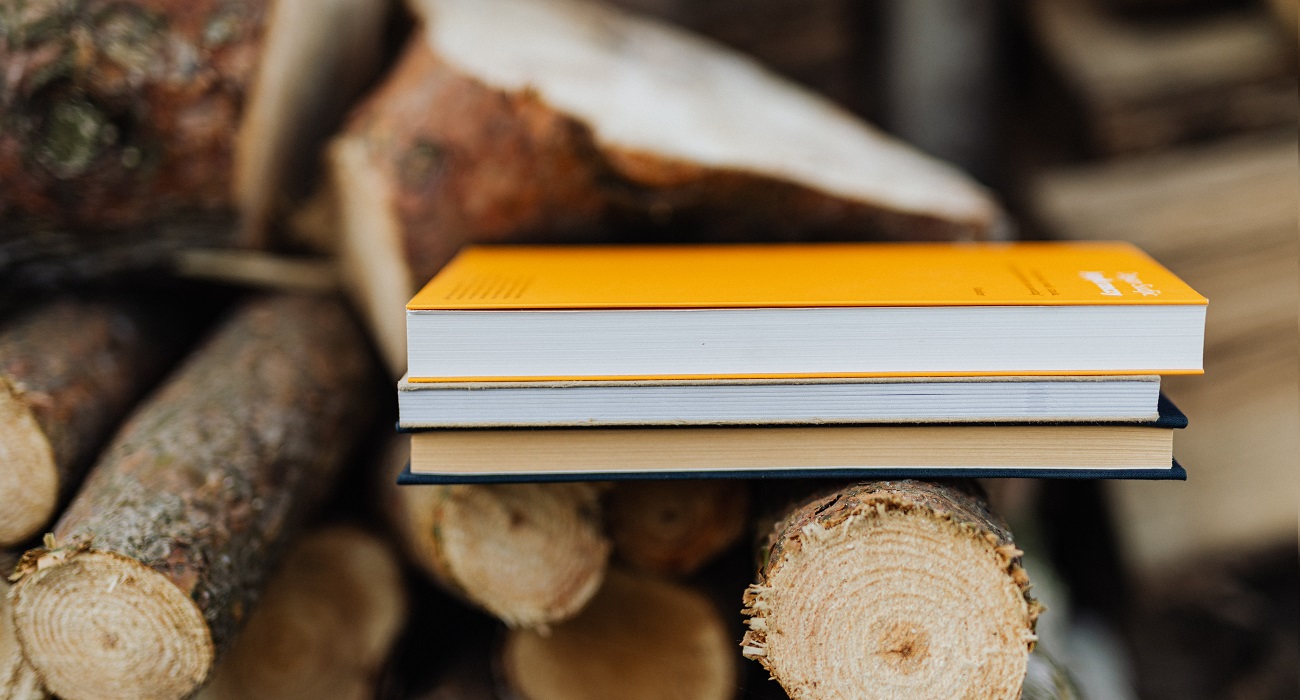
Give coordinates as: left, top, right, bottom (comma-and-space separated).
1116, 272, 1160, 296
1079, 271, 1122, 296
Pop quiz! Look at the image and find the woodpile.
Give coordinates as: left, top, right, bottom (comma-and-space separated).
9, 295, 375, 700
0, 1, 1081, 698
742, 481, 1040, 699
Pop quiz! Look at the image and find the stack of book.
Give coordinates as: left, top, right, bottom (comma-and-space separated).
396, 243, 1206, 483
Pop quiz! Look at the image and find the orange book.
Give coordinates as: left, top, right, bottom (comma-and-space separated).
406, 243, 1206, 381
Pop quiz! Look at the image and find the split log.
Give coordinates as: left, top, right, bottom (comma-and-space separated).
500, 569, 735, 700
742, 480, 1041, 700
604, 479, 748, 577
603, 0, 864, 111
194, 526, 406, 700
0, 299, 174, 546
0, 0, 388, 285
327, 0, 1002, 372
382, 439, 610, 629
8, 295, 376, 700
1027, 0, 1296, 155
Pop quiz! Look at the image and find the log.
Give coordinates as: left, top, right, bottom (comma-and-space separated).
741, 480, 1041, 700
382, 439, 610, 629
500, 569, 735, 700
1027, 0, 1296, 154
0, 299, 174, 546
0, 0, 388, 285
194, 526, 406, 700
604, 479, 748, 577
1, 551, 48, 700
602, 0, 864, 111
8, 295, 376, 700
327, 0, 1003, 373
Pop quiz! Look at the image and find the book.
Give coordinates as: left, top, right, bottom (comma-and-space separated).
397, 374, 1163, 428
405, 242, 1207, 381
400, 397, 1187, 482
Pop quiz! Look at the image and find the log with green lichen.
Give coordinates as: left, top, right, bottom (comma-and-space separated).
741, 480, 1041, 700
0, 0, 387, 285
0, 299, 175, 546
8, 295, 377, 700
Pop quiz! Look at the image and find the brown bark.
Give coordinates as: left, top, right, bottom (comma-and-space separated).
604, 479, 748, 578
9, 294, 376, 700
381, 439, 610, 629
742, 480, 1041, 700
0, 299, 174, 546
0, 0, 387, 284
194, 526, 406, 700
330, 0, 1002, 372
500, 569, 735, 700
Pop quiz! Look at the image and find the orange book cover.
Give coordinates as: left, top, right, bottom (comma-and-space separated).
408, 242, 1207, 311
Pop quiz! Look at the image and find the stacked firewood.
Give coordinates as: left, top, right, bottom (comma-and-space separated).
1, 1, 1044, 699
1016, 0, 1298, 696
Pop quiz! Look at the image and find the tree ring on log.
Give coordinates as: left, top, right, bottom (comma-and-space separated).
12, 550, 213, 700
0, 379, 58, 544
743, 495, 1036, 699
431, 484, 609, 628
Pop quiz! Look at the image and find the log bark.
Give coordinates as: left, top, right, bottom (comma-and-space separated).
381, 439, 610, 629
604, 479, 748, 578
741, 480, 1041, 700
0, 0, 387, 285
328, 0, 1002, 373
0, 299, 174, 546
500, 569, 735, 700
8, 294, 376, 700
194, 526, 406, 700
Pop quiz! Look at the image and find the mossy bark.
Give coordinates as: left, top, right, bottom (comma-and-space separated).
742, 480, 1041, 700
0, 0, 268, 279
9, 294, 377, 700
0, 299, 175, 545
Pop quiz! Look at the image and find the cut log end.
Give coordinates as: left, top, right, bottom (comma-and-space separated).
605, 480, 748, 577
501, 570, 734, 700
195, 527, 406, 700
0, 379, 58, 546
742, 482, 1039, 700
12, 550, 213, 700
430, 484, 610, 628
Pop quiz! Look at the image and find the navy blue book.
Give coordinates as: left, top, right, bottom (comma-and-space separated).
399, 396, 1188, 484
